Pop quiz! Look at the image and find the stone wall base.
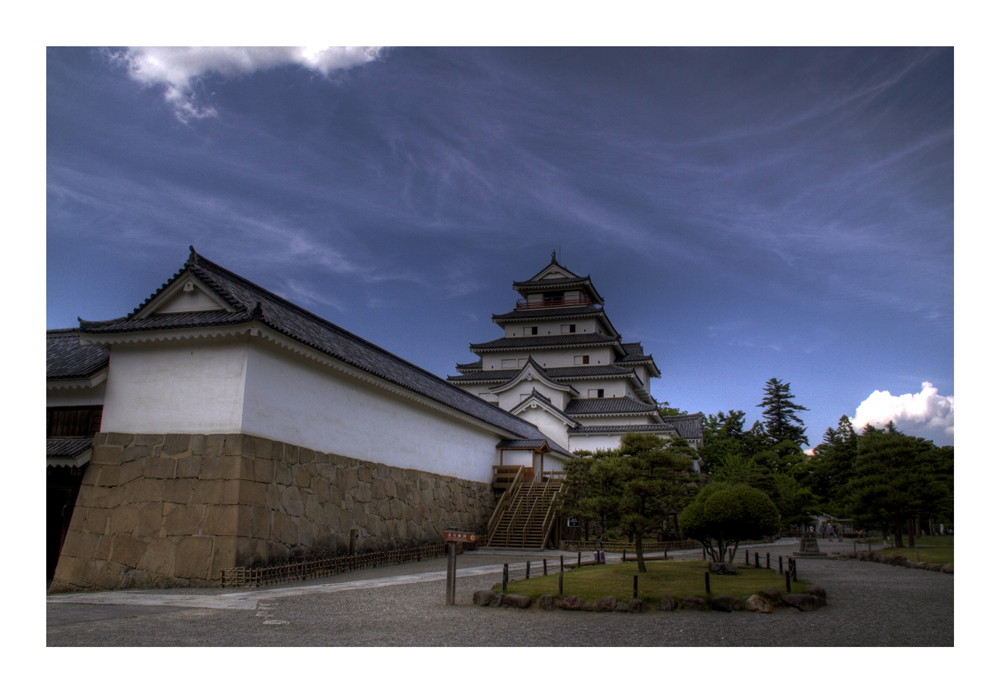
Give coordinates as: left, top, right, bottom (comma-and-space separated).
50, 433, 495, 592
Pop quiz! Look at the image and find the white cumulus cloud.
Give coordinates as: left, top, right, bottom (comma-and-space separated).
850, 382, 954, 442
110, 46, 383, 122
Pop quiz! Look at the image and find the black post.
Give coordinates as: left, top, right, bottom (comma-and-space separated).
543, 558, 548, 576
755, 552, 759, 568
702, 548, 706, 560
560, 555, 565, 572
559, 569, 563, 595
785, 570, 791, 593
745, 550, 749, 566
526, 561, 530, 580
633, 575, 638, 600
578, 551, 581, 568
704, 571, 711, 594
502, 563, 508, 593
766, 553, 770, 569
664, 548, 668, 560
792, 558, 798, 582
623, 549, 627, 562
779, 556, 783, 573
445, 541, 457, 606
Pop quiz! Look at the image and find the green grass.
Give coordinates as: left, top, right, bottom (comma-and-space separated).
494, 560, 807, 606
875, 535, 954, 565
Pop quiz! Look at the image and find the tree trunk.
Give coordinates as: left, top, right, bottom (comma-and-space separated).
730, 540, 739, 564
636, 534, 646, 573
907, 517, 915, 547
894, 520, 904, 548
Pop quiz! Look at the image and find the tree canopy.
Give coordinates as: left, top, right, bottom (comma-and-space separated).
757, 377, 809, 447
678, 483, 780, 562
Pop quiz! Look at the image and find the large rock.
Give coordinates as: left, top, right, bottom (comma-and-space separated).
473, 590, 496, 606
538, 594, 559, 611
628, 599, 647, 613
782, 593, 822, 611
731, 597, 744, 611
658, 594, 677, 611
502, 594, 532, 609
595, 595, 619, 612
744, 595, 772, 613
708, 595, 732, 612
559, 596, 583, 610
681, 596, 706, 611
942, 564, 954, 574
708, 562, 739, 575
804, 586, 827, 606
758, 587, 783, 607
615, 602, 629, 612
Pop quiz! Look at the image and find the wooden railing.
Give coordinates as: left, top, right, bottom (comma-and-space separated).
487, 465, 524, 544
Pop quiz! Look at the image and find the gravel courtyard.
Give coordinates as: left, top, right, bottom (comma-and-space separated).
46, 541, 953, 647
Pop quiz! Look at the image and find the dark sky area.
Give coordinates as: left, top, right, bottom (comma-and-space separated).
46, 47, 954, 445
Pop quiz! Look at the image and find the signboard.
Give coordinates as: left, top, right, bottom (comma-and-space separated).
443, 530, 477, 543
567, 518, 580, 527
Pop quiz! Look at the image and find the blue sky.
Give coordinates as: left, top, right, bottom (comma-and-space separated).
46, 47, 955, 446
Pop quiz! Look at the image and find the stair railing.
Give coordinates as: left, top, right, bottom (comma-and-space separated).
539, 480, 564, 549
487, 466, 523, 545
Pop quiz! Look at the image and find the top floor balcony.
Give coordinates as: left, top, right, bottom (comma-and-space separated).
515, 296, 592, 310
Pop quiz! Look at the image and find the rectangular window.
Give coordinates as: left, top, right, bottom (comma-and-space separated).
501, 358, 517, 368
588, 389, 605, 398
561, 324, 577, 334
47, 406, 103, 438
574, 355, 590, 365
524, 326, 538, 336
518, 358, 527, 367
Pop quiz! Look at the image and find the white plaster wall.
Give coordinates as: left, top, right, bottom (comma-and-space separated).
100, 340, 248, 434
565, 379, 631, 398
240, 341, 504, 483
47, 382, 106, 408
572, 415, 657, 426
515, 405, 571, 449
503, 317, 599, 338
482, 346, 616, 370
499, 448, 533, 469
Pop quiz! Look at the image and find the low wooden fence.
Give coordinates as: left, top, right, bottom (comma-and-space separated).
564, 539, 701, 553
220, 543, 447, 588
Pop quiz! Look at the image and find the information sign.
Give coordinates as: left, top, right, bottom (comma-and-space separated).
443, 530, 477, 543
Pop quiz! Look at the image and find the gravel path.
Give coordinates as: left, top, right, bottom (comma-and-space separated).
47, 542, 953, 646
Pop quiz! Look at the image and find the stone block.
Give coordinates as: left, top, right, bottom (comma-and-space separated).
294, 466, 311, 489
110, 504, 139, 535
94, 535, 112, 560
124, 478, 165, 504
163, 503, 203, 536
298, 519, 316, 547
94, 560, 122, 589
266, 540, 290, 564
223, 435, 242, 456
658, 594, 677, 611
708, 595, 733, 612
145, 457, 177, 479
83, 507, 110, 534
236, 537, 267, 566
191, 434, 225, 457
119, 459, 144, 486
204, 505, 248, 537
273, 512, 299, 546
108, 433, 135, 447
254, 459, 274, 484
782, 594, 822, 611
282, 443, 299, 465
250, 506, 271, 539
94, 465, 119, 487
137, 538, 176, 576
134, 433, 165, 447
120, 445, 153, 463
173, 536, 214, 580
209, 536, 238, 579
239, 481, 267, 507
134, 502, 164, 538
253, 437, 274, 460
281, 486, 304, 516
162, 479, 194, 504
161, 433, 192, 456
54, 556, 96, 588
61, 530, 99, 559
265, 484, 281, 511
304, 495, 323, 524
90, 445, 124, 465
119, 567, 150, 589
191, 479, 224, 505
202, 455, 240, 480
274, 462, 293, 486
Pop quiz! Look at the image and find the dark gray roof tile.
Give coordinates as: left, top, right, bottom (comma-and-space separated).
470, 333, 619, 352
565, 397, 659, 416
47, 329, 110, 380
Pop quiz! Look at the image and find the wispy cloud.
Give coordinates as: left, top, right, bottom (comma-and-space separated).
108, 47, 383, 122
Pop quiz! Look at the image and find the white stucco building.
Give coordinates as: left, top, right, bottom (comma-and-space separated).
448, 254, 702, 459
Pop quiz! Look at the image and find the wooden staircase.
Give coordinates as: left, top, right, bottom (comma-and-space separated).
486, 467, 563, 549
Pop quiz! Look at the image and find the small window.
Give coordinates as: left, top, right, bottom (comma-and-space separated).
502, 358, 517, 368
561, 324, 577, 334
574, 355, 590, 365
518, 358, 527, 368
524, 326, 538, 336
588, 389, 605, 398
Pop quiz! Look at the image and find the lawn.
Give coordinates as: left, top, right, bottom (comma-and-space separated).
494, 560, 807, 606
875, 535, 954, 565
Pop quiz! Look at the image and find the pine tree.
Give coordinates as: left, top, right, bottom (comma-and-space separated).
757, 377, 809, 447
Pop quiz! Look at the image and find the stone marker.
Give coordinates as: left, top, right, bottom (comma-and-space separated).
794, 533, 828, 558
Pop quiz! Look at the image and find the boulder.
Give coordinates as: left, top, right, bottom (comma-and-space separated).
903, 559, 916, 569
942, 564, 954, 574
595, 596, 619, 612
782, 593, 822, 611
658, 594, 677, 611
681, 596, 706, 611
731, 597, 744, 611
615, 602, 629, 612
927, 563, 942, 572
502, 594, 532, 609
559, 596, 583, 611
804, 586, 827, 606
744, 595, 772, 613
582, 602, 596, 611
472, 590, 496, 607
538, 594, 559, 611
629, 599, 647, 613
708, 561, 739, 575
708, 595, 732, 612
914, 561, 929, 570
758, 587, 783, 607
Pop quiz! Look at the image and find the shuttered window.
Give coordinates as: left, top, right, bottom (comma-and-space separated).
47, 407, 102, 438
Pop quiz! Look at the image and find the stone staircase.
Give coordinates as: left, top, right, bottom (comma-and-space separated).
486, 473, 563, 549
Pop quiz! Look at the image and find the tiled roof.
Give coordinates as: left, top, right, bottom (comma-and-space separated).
47, 329, 110, 380
496, 439, 551, 450
47, 438, 94, 467
568, 414, 704, 440
565, 397, 659, 416
448, 364, 639, 384
455, 358, 483, 372
78, 249, 556, 444
491, 305, 605, 322
470, 333, 620, 352
614, 341, 661, 376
